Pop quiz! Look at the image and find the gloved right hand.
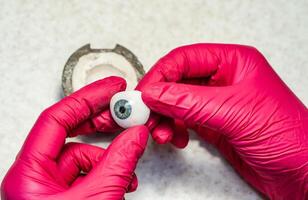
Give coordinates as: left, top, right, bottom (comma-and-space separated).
137, 44, 308, 199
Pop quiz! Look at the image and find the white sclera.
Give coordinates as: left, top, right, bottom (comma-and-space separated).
110, 90, 150, 129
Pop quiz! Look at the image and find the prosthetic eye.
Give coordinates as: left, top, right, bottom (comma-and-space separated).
110, 90, 150, 128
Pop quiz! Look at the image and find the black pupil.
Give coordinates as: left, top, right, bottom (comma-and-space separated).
119, 106, 126, 114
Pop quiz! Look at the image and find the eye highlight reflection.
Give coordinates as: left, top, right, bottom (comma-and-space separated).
113, 99, 132, 119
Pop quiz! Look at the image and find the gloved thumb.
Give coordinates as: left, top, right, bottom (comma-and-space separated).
142, 82, 239, 135
71, 125, 149, 200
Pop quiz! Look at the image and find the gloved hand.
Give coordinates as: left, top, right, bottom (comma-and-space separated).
137, 44, 308, 199
1, 77, 149, 200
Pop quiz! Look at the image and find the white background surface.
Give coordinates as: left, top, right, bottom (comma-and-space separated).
0, 1, 307, 199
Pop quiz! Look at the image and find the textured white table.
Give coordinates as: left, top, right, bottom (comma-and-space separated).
0, 1, 307, 199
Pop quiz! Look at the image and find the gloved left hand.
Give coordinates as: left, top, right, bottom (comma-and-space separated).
1, 77, 149, 200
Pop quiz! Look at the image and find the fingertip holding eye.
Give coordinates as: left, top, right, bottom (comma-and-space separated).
110, 91, 150, 129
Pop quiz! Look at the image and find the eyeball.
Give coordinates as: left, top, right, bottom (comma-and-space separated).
110, 90, 150, 128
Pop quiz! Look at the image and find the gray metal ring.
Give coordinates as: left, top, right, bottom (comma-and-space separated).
62, 44, 145, 96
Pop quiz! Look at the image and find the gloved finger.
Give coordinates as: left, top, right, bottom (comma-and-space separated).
150, 118, 189, 148
136, 44, 217, 91
170, 120, 189, 148
137, 43, 264, 89
73, 125, 149, 199
57, 142, 105, 185
57, 142, 138, 193
70, 173, 138, 194
144, 112, 161, 130
145, 112, 172, 145
19, 77, 126, 160
127, 173, 138, 193
151, 117, 174, 144
142, 82, 238, 136
70, 110, 121, 136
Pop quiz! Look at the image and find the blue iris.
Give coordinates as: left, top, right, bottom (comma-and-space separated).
114, 99, 132, 120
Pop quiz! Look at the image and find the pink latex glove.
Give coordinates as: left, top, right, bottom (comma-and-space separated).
137, 44, 308, 199
1, 77, 149, 200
